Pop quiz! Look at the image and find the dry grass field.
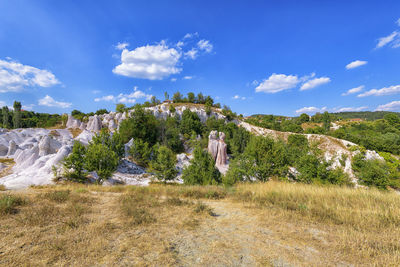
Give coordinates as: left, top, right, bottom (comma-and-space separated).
0, 181, 399, 266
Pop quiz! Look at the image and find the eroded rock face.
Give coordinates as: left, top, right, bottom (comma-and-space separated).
208, 130, 219, 160
66, 115, 81, 129
87, 115, 102, 132
207, 131, 229, 174
7, 140, 17, 157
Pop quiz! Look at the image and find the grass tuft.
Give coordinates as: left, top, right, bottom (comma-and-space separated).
0, 194, 26, 214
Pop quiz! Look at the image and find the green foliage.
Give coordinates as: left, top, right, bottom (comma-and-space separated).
91, 129, 124, 158
180, 109, 203, 136
299, 113, 310, 123
95, 109, 109, 115
221, 105, 236, 121
130, 139, 153, 167
118, 105, 159, 145
63, 141, 87, 179
13, 101, 22, 128
116, 103, 127, 113
182, 146, 221, 185
172, 91, 183, 103
0, 195, 25, 214
2, 106, 10, 129
149, 145, 178, 182
187, 92, 195, 103
169, 104, 176, 113
84, 143, 119, 182
322, 111, 331, 132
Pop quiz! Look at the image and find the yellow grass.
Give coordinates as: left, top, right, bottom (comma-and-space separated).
1, 181, 399, 266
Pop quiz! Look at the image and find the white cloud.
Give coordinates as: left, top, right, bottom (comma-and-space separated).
300, 77, 330, 91
94, 87, 152, 104
184, 32, 198, 39
184, 48, 198, 59
357, 85, 400, 97
342, 85, 365, 96
183, 76, 193, 80
94, 95, 115, 102
376, 101, 400, 111
92, 90, 101, 94
233, 95, 246, 100
376, 31, 399, 48
346, 60, 367, 69
295, 106, 327, 114
176, 41, 184, 48
251, 80, 259, 86
255, 74, 300, 93
170, 78, 177, 82
335, 106, 368, 112
0, 58, 59, 92
197, 39, 213, 53
397, 18, 400, 27
22, 104, 35, 111
38, 95, 71, 108
116, 42, 129, 50
113, 42, 182, 80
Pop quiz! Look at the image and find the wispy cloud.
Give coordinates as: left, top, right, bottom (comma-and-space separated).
233, 95, 246, 100
183, 76, 193, 80
255, 74, 300, 93
342, 85, 364, 96
357, 85, 400, 97
376, 100, 400, 111
295, 106, 327, 114
94, 87, 152, 104
335, 106, 368, 112
345, 60, 367, 69
197, 39, 213, 53
38, 95, 71, 108
300, 77, 330, 91
376, 31, 399, 48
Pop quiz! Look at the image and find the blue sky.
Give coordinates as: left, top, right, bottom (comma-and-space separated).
0, 0, 399, 116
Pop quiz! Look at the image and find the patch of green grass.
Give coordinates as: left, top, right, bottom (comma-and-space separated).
44, 190, 70, 203
0, 194, 26, 214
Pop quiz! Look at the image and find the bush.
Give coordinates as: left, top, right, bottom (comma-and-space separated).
149, 145, 178, 182
180, 109, 203, 136
182, 146, 221, 185
63, 141, 87, 179
85, 143, 119, 182
130, 139, 153, 167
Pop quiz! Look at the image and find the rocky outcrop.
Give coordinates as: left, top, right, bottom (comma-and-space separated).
208, 131, 229, 174
66, 114, 81, 129
87, 115, 102, 132
6, 140, 17, 157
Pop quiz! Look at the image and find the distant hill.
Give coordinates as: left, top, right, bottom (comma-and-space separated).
330, 111, 400, 121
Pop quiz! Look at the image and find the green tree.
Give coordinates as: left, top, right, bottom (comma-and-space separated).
130, 139, 152, 167
13, 101, 22, 128
116, 103, 126, 113
150, 145, 177, 182
196, 93, 205, 104
187, 92, 195, 103
63, 141, 87, 179
172, 92, 183, 103
180, 109, 203, 136
182, 146, 221, 185
164, 91, 169, 101
95, 109, 109, 115
118, 105, 159, 144
322, 111, 331, 132
84, 143, 119, 182
299, 113, 310, 123
2, 106, 10, 129
91, 129, 124, 158
205, 95, 214, 106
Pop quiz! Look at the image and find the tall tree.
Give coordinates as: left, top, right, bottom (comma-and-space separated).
2, 106, 10, 129
13, 101, 22, 128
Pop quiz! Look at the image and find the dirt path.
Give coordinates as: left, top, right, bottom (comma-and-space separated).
172, 200, 351, 267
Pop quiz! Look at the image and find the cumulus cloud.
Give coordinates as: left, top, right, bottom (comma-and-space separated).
300, 77, 331, 91
346, 60, 367, 69
233, 95, 246, 100
255, 74, 300, 93
295, 106, 327, 114
94, 87, 152, 104
0, 58, 59, 92
376, 31, 399, 48
113, 42, 182, 80
197, 39, 213, 53
376, 101, 400, 111
357, 85, 400, 97
335, 106, 368, 112
342, 85, 365, 96
38, 95, 71, 108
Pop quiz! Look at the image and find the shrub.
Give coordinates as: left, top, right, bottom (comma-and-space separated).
130, 139, 153, 167
182, 146, 221, 185
149, 145, 178, 182
63, 141, 87, 179
85, 143, 119, 182
180, 109, 203, 136
44, 190, 70, 203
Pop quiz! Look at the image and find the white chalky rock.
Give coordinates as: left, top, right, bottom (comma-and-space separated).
79, 122, 87, 131
87, 115, 102, 132
6, 140, 17, 157
108, 119, 117, 132
66, 114, 81, 129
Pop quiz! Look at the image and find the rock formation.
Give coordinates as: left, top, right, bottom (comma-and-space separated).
6, 140, 17, 157
208, 130, 219, 160
66, 114, 81, 129
208, 131, 229, 174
